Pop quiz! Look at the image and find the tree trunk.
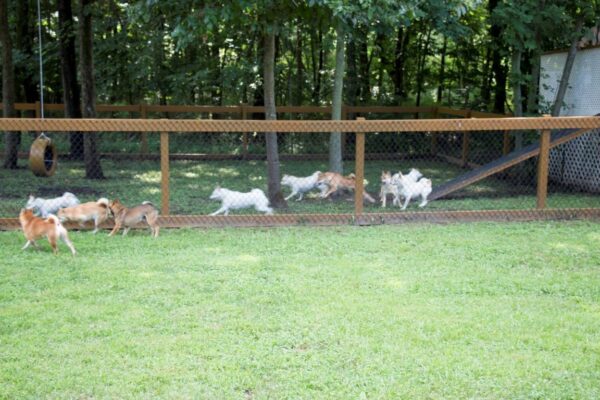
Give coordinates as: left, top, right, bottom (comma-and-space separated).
357, 26, 370, 102
79, 0, 104, 179
437, 35, 448, 103
415, 27, 432, 107
1, 0, 19, 169
263, 32, 286, 209
58, 0, 84, 159
526, 0, 545, 115
329, 20, 344, 174
295, 23, 304, 106
551, 16, 584, 116
15, 0, 38, 105
511, 49, 524, 148
489, 0, 507, 114
393, 26, 410, 100
310, 20, 324, 104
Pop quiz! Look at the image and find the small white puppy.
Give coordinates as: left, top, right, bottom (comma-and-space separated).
393, 172, 432, 210
281, 171, 323, 201
209, 186, 273, 216
25, 192, 80, 217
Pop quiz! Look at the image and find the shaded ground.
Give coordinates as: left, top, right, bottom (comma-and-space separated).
1, 158, 598, 218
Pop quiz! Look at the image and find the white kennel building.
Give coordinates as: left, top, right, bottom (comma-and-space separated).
540, 46, 600, 192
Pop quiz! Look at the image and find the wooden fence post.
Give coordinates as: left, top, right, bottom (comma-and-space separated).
34, 101, 41, 119
354, 117, 366, 218
536, 118, 551, 209
341, 105, 348, 159
502, 130, 511, 155
140, 103, 149, 154
461, 109, 472, 167
160, 131, 170, 215
431, 106, 439, 155
241, 104, 248, 159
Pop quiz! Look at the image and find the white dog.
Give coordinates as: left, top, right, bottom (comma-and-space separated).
281, 171, 325, 201
392, 171, 432, 210
25, 192, 80, 217
209, 186, 273, 216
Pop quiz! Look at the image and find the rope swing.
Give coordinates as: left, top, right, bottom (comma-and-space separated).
29, 0, 57, 177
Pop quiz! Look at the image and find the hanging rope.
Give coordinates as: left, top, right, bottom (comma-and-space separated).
36, 0, 45, 120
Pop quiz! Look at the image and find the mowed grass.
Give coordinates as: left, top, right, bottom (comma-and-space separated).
1, 222, 600, 399
1, 158, 598, 218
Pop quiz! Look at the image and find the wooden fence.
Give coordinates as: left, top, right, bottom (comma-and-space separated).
0, 103, 509, 162
0, 115, 599, 229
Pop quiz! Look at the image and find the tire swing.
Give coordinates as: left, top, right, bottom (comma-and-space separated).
29, 0, 56, 178
29, 133, 57, 177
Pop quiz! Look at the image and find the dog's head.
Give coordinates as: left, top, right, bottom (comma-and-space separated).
108, 199, 124, 215
209, 186, 223, 201
381, 171, 392, 184
19, 208, 35, 223
280, 174, 291, 185
25, 195, 39, 210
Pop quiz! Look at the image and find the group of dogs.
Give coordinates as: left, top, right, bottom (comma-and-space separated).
19, 193, 160, 255
18, 168, 432, 254
211, 168, 433, 216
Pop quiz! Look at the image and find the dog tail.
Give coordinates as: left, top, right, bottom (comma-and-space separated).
142, 201, 157, 208
97, 198, 110, 206
420, 178, 432, 187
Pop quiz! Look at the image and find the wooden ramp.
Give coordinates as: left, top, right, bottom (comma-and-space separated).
429, 127, 599, 201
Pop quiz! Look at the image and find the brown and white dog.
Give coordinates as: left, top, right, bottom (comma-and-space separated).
108, 199, 159, 237
317, 172, 376, 203
57, 198, 110, 234
19, 209, 76, 255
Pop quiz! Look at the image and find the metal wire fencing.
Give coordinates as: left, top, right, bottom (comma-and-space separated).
1, 112, 599, 229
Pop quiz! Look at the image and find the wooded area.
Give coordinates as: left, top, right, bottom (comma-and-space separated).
1, 0, 599, 201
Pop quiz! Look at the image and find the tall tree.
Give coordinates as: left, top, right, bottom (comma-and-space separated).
1, 0, 19, 169
79, 0, 104, 179
263, 31, 286, 208
329, 19, 345, 173
58, 0, 84, 159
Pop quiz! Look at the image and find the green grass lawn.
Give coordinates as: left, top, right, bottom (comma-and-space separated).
1, 158, 598, 218
1, 222, 600, 398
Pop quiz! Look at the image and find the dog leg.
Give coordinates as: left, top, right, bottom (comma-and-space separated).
60, 231, 77, 256
296, 192, 303, 201
108, 223, 121, 236
402, 196, 411, 210
122, 227, 130, 236
210, 207, 227, 216
22, 240, 33, 251
419, 196, 428, 208
285, 191, 297, 201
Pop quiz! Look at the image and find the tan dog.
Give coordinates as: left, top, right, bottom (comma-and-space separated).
317, 172, 376, 203
108, 199, 159, 237
380, 170, 401, 208
19, 209, 76, 255
57, 198, 110, 234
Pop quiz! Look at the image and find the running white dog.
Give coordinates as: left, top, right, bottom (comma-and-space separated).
25, 192, 80, 218
209, 186, 273, 216
392, 170, 432, 210
281, 171, 324, 201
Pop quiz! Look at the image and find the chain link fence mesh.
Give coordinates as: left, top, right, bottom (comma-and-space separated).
1, 107, 599, 229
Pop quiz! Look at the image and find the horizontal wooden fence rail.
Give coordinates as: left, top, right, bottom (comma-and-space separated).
1, 116, 599, 133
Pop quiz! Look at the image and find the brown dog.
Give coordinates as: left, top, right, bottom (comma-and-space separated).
317, 172, 376, 203
57, 198, 110, 233
19, 209, 76, 255
108, 199, 159, 237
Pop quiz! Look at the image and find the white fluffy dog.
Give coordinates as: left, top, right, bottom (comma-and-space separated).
209, 186, 273, 216
392, 170, 432, 210
25, 192, 80, 217
281, 171, 324, 201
